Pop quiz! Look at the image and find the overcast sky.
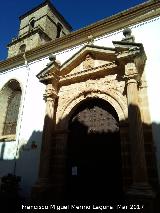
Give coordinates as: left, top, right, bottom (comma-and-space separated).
0, 0, 148, 60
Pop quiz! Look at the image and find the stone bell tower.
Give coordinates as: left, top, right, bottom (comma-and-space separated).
7, 0, 72, 58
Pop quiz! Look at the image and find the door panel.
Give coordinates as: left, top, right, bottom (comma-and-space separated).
66, 99, 123, 202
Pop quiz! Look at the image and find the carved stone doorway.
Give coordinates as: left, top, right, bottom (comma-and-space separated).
66, 98, 123, 202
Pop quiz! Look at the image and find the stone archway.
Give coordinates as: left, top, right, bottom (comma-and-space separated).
34, 39, 156, 210
65, 98, 123, 202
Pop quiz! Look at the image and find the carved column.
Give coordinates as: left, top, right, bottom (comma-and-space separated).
31, 81, 58, 202
125, 63, 153, 197
38, 83, 57, 183
51, 129, 69, 201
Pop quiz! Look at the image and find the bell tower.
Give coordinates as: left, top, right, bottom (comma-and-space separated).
7, 0, 72, 58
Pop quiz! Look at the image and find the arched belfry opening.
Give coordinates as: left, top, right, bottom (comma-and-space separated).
66, 98, 123, 202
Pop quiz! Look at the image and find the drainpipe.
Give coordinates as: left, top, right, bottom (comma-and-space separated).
13, 53, 30, 175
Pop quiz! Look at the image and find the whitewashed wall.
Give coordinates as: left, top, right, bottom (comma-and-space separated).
0, 15, 160, 199
0, 58, 47, 198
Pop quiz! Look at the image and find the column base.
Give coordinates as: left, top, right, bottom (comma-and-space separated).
30, 178, 54, 204
127, 182, 155, 197
126, 182, 156, 213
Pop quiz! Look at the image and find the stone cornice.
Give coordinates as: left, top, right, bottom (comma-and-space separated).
37, 45, 117, 84
113, 41, 146, 79
0, 0, 159, 72
38, 40, 146, 87
59, 62, 117, 86
7, 26, 52, 47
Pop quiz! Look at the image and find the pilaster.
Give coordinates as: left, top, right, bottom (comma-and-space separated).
31, 81, 58, 203
124, 62, 155, 211
51, 129, 69, 201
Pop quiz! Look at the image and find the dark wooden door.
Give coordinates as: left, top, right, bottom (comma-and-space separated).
66, 99, 123, 203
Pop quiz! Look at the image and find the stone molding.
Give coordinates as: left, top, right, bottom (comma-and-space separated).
60, 62, 117, 85
56, 90, 127, 130
0, 134, 16, 142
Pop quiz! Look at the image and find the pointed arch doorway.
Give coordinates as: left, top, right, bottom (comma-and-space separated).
66, 98, 123, 202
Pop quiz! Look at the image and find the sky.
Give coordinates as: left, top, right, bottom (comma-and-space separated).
0, 0, 148, 61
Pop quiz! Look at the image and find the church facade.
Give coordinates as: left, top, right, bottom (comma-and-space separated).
0, 0, 160, 209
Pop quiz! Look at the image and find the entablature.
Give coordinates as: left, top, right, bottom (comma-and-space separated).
37, 29, 147, 87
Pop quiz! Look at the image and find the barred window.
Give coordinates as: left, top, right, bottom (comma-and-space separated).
0, 80, 22, 137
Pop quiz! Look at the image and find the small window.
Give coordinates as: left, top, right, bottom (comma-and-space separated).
30, 20, 35, 28
19, 44, 26, 53
29, 18, 35, 31
0, 80, 22, 137
56, 23, 63, 38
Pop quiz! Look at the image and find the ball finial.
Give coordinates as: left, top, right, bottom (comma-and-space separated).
122, 28, 135, 43
123, 28, 132, 38
49, 54, 56, 61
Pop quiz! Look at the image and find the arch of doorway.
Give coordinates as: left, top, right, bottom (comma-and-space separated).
54, 90, 131, 196
56, 89, 128, 130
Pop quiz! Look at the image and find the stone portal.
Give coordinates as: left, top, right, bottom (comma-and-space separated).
33, 30, 158, 211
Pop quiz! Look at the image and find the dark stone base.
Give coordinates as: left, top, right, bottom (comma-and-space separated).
126, 183, 157, 213
30, 180, 55, 204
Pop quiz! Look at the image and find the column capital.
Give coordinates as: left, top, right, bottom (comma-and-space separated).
43, 84, 58, 102
123, 62, 141, 84
113, 40, 146, 82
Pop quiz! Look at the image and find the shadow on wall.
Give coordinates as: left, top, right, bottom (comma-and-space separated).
17, 130, 43, 201
30, 99, 160, 213
0, 101, 160, 212
152, 123, 160, 179
0, 130, 43, 204
51, 102, 160, 212
0, 142, 5, 160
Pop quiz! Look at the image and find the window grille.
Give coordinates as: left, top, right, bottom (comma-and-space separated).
3, 91, 21, 135
0, 80, 22, 137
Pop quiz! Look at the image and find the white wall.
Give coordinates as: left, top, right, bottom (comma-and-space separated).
0, 57, 48, 198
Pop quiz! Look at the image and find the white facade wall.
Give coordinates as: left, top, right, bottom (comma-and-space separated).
0, 15, 160, 198
0, 58, 47, 198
